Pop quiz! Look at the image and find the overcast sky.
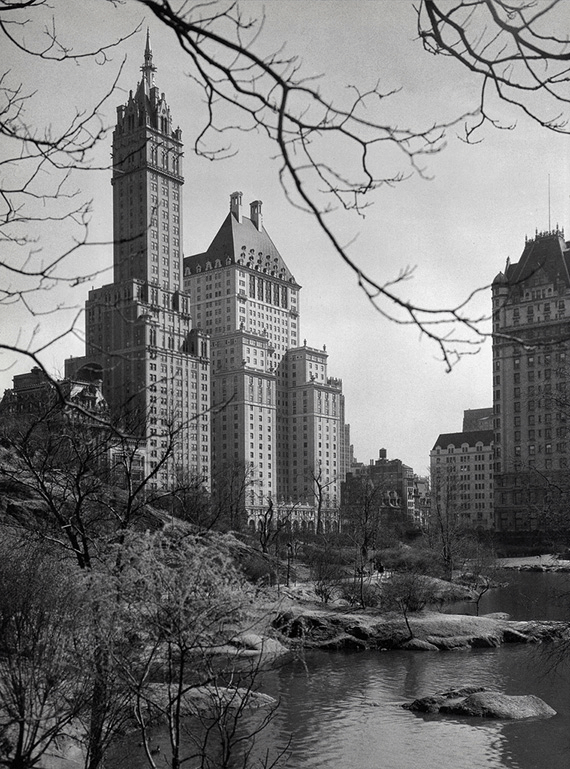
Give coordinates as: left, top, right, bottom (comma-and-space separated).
2, 0, 569, 475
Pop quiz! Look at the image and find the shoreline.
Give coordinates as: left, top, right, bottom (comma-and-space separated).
271, 606, 570, 651
498, 554, 570, 572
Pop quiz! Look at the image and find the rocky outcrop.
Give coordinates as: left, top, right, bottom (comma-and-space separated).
272, 607, 570, 651
403, 686, 556, 720
210, 632, 291, 669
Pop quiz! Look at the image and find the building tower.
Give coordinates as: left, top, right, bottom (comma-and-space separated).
183, 193, 347, 530
492, 228, 570, 532
66, 34, 211, 490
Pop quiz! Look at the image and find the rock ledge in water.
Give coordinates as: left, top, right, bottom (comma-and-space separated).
403, 686, 556, 720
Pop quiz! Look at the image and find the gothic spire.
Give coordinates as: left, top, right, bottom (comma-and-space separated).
141, 28, 156, 92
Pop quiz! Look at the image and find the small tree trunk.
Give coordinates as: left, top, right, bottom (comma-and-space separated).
402, 607, 413, 640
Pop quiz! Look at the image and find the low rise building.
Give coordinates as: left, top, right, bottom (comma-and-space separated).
430, 429, 494, 529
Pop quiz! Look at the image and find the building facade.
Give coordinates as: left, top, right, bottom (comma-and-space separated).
342, 448, 417, 531
430, 430, 494, 529
0, 366, 109, 423
183, 192, 348, 530
0, 366, 147, 486
492, 228, 570, 531
463, 408, 493, 432
66, 35, 211, 491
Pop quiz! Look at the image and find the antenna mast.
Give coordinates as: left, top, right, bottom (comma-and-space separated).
548, 174, 551, 231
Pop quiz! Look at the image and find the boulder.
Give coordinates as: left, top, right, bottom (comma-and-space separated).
443, 691, 556, 719
404, 687, 556, 720
403, 686, 487, 713
226, 633, 290, 664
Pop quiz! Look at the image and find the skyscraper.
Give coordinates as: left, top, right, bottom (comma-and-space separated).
66, 34, 211, 490
183, 193, 347, 531
492, 228, 570, 532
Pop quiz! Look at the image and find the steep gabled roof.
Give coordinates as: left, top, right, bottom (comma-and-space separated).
504, 232, 570, 289
184, 212, 300, 287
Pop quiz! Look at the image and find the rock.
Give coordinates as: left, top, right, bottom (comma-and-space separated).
443, 691, 556, 719
482, 612, 510, 620
208, 632, 290, 667
425, 635, 472, 650
398, 638, 440, 651
272, 607, 570, 651
470, 633, 502, 648
231, 632, 285, 654
404, 687, 556, 720
403, 686, 488, 712
144, 684, 277, 720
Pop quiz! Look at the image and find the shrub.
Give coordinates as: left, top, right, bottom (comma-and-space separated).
240, 553, 273, 584
340, 583, 381, 608
381, 547, 439, 576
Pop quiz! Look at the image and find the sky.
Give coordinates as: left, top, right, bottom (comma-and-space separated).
2, 0, 570, 475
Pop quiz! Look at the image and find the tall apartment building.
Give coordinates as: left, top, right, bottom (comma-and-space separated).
430, 430, 494, 529
492, 228, 570, 531
66, 35, 211, 490
463, 408, 493, 432
183, 192, 347, 530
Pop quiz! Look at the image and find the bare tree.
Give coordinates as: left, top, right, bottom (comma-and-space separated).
255, 498, 292, 557
210, 460, 255, 532
305, 464, 338, 536
110, 526, 279, 769
382, 571, 438, 640
457, 539, 501, 616
307, 540, 346, 605
339, 476, 388, 607
418, 0, 570, 138
7, 2, 568, 375
341, 476, 385, 563
0, 539, 89, 769
0, 2, 139, 372
428, 464, 471, 579
0, 401, 214, 769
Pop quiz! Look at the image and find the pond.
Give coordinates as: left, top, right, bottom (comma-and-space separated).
110, 571, 570, 769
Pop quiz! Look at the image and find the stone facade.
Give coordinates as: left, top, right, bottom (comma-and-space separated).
430, 430, 494, 529
183, 192, 348, 530
492, 228, 570, 531
65, 34, 210, 491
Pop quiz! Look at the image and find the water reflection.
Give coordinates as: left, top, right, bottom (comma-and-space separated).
448, 571, 570, 621
258, 650, 514, 769
110, 573, 570, 769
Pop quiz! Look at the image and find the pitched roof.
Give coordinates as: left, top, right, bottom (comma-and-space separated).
432, 430, 493, 451
184, 213, 300, 287
503, 231, 570, 289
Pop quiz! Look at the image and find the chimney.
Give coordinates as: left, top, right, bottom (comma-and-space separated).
250, 200, 263, 231
230, 191, 243, 223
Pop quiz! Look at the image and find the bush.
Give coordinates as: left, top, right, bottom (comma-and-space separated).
382, 573, 438, 615
381, 547, 439, 576
240, 553, 274, 584
308, 550, 346, 604
340, 582, 382, 608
